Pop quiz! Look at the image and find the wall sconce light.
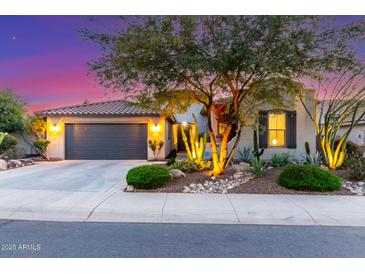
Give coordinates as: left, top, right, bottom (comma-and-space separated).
50, 123, 61, 132
151, 123, 161, 132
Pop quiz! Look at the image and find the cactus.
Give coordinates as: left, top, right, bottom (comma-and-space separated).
304, 141, 311, 163
253, 129, 264, 160
181, 114, 207, 164
305, 141, 311, 155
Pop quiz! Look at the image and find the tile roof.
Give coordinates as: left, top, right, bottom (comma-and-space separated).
35, 100, 160, 117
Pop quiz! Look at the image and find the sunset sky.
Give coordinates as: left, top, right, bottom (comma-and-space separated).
0, 15, 364, 113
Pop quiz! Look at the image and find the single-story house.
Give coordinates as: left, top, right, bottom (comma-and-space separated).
35, 92, 316, 161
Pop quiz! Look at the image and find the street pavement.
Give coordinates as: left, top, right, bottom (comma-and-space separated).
0, 220, 364, 258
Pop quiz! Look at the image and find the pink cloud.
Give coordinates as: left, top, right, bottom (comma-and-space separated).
0, 49, 126, 112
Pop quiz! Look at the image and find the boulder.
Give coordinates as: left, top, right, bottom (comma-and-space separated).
169, 169, 186, 179
20, 158, 34, 166
183, 186, 191, 193
7, 159, 22, 169
0, 159, 7, 170
319, 165, 329, 171
125, 185, 135, 192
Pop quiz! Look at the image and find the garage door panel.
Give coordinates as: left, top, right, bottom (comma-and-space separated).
65, 123, 147, 160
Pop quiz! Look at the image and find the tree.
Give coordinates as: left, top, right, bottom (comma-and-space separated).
24, 116, 50, 159
300, 66, 365, 169
84, 16, 365, 175
0, 89, 26, 133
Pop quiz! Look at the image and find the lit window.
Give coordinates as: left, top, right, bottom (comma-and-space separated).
268, 112, 286, 147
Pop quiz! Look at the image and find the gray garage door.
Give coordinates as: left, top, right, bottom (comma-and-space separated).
65, 123, 148, 160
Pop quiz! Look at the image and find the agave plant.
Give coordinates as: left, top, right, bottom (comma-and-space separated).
270, 153, 289, 167
237, 146, 253, 163
301, 151, 322, 166
248, 157, 269, 177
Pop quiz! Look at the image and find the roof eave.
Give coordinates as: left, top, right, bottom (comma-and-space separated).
34, 113, 161, 118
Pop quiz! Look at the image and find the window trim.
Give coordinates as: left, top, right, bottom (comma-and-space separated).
267, 110, 286, 148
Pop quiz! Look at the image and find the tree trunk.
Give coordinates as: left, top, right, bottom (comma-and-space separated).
206, 105, 235, 176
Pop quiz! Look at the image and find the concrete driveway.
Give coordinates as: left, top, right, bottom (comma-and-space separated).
0, 160, 146, 192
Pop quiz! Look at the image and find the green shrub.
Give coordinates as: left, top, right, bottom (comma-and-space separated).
169, 159, 210, 173
270, 153, 289, 167
0, 134, 18, 154
346, 154, 365, 180
33, 139, 50, 155
248, 157, 268, 177
3, 146, 26, 159
278, 164, 342, 192
126, 165, 171, 189
0, 132, 7, 145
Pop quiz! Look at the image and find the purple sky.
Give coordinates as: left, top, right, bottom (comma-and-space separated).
0, 16, 364, 112
0, 16, 126, 112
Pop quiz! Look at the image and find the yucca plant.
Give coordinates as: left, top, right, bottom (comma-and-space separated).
148, 139, 164, 159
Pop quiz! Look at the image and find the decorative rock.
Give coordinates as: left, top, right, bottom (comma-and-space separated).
169, 169, 186, 179
0, 159, 7, 170
125, 185, 135, 192
358, 182, 364, 186
211, 176, 216, 180
7, 159, 22, 168
183, 186, 191, 193
182, 172, 254, 194
238, 162, 250, 169
319, 165, 329, 170
20, 158, 34, 166
233, 174, 241, 180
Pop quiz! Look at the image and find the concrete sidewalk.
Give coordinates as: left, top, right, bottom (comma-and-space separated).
0, 189, 364, 226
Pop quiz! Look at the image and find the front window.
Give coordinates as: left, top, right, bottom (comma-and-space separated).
268, 112, 286, 147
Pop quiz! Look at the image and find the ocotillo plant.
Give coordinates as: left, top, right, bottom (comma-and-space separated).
181, 114, 207, 164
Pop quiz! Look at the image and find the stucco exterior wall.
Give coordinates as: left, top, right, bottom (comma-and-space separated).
187, 92, 316, 161
46, 116, 168, 160
228, 96, 316, 160
338, 124, 365, 147
174, 103, 207, 134
12, 131, 35, 155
